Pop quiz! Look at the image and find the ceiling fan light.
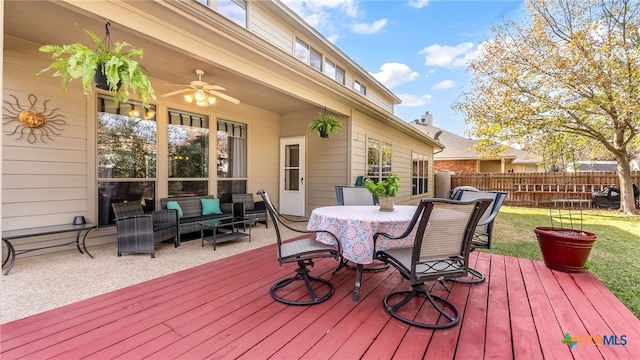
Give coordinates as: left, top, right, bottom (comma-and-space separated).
184, 94, 194, 103
207, 96, 216, 105
128, 105, 140, 118
196, 99, 207, 107
194, 89, 206, 101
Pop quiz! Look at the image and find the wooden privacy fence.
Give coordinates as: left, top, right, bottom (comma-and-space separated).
449, 171, 640, 208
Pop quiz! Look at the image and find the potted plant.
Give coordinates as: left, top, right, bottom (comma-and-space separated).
307, 112, 343, 138
364, 173, 400, 211
37, 25, 155, 108
534, 141, 597, 273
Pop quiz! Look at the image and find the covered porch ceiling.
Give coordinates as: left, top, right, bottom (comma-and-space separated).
4, 1, 313, 115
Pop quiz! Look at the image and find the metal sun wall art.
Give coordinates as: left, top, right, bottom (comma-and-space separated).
3, 93, 67, 144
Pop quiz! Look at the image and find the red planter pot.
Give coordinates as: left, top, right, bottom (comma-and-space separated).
534, 227, 597, 273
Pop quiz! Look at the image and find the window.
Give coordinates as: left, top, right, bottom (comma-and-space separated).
367, 138, 392, 182
217, 120, 247, 198
324, 59, 345, 84
198, 0, 247, 27
295, 38, 322, 71
355, 80, 367, 95
167, 110, 210, 197
524, 164, 538, 172
97, 95, 157, 226
412, 152, 429, 195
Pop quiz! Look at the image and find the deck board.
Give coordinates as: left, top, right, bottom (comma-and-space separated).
2, 246, 639, 360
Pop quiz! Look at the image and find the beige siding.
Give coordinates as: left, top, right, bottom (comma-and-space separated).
3, 39, 90, 232
351, 112, 435, 205
280, 109, 349, 214
249, 2, 293, 54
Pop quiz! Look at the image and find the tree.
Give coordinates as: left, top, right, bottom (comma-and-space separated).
453, 0, 640, 214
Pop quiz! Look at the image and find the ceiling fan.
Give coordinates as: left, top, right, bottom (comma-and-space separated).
160, 69, 240, 106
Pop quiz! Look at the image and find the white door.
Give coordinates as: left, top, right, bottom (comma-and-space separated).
279, 137, 305, 216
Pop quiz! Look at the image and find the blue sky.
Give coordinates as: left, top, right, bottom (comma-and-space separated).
281, 0, 525, 136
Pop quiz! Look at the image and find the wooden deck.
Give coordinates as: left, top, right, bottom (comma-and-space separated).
1, 246, 639, 359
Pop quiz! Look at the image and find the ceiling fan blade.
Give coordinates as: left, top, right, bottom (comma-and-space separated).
207, 90, 240, 104
203, 84, 226, 91
160, 88, 192, 97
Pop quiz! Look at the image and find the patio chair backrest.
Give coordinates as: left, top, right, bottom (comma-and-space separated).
112, 201, 145, 218
451, 189, 507, 237
374, 198, 492, 285
335, 185, 377, 205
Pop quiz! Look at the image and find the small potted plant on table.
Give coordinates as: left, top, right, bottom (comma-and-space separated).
364, 173, 400, 211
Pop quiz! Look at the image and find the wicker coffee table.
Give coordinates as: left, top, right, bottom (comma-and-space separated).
199, 218, 252, 250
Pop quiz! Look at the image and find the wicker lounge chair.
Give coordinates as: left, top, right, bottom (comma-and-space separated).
258, 189, 340, 305
112, 201, 178, 258
231, 193, 268, 227
374, 198, 492, 329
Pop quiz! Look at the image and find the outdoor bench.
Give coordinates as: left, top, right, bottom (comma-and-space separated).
2, 223, 97, 275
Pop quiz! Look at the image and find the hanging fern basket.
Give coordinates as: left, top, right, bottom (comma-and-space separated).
93, 63, 109, 90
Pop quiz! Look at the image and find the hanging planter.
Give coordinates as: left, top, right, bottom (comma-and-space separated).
37, 22, 155, 108
307, 111, 342, 138
93, 63, 121, 91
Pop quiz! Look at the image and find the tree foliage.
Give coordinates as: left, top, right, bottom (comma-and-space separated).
454, 0, 640, 214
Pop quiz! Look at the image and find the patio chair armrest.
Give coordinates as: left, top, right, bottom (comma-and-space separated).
254, 200, 266, 211
221, 202, 233, 216
115, 214, 153, 231
151, 209, 178, 224
232, 202, 245, 216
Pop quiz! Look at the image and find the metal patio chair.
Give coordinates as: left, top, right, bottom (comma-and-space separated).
374, 198, 492, 329
335, 185, 377, 206
450, 189, 507, 284
258, 189, 341, 305
335, 184, 388, 273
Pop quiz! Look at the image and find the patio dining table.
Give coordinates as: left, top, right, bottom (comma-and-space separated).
307, 205, 418, 301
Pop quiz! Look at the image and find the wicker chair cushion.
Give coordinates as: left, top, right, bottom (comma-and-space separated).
232, 193, 255, 211
166, 201, 184, 218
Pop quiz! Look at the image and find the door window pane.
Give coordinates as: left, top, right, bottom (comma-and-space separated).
285, 144, 300, 191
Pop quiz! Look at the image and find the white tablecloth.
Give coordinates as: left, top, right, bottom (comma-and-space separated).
307, 205, 417, 264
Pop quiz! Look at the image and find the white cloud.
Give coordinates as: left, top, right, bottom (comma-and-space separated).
370, 63, 419, 89
432, 80, 456, 90
397, 93, 433, 107
408, 0, 429, 9
418, 42, 478, 68
351, 18, 388, 34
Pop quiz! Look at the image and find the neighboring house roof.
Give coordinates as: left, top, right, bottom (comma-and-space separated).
569, 160, 640, 172
409, 114, 541, 164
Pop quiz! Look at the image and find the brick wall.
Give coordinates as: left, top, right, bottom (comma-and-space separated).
435, 160, 476, 172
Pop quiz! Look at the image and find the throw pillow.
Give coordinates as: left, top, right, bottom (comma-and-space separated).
201, 198, 223, 215
166, 201, 184, 218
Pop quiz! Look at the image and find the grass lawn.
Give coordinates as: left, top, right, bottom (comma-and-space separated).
488, 206, 640, 318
